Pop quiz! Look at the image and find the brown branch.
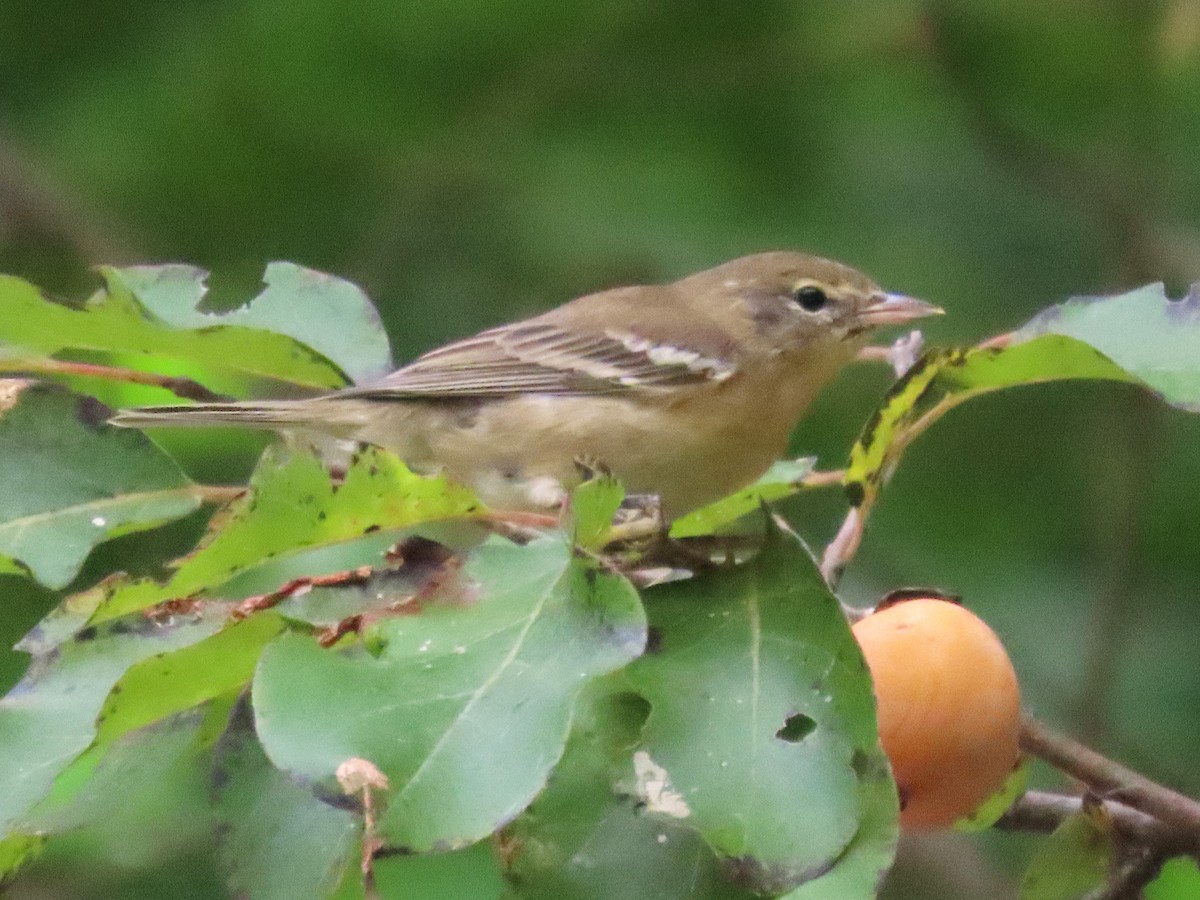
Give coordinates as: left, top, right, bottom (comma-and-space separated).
191, 484, 246, 505
230, 566, 375, 621
996, 790, 1196, 857
0, 357, 231, 403
800, 468, 845, 488
820, 506, 863, 585
1020, 715, 1200, 846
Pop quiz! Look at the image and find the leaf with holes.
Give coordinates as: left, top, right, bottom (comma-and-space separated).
622, 525, 896, 896
0, 266, 366, 390
252, 535, 647, 852
503, 685, 760, 900
110, 262, 393, 385
0, 381, 201, 589
75, 444, 481, 626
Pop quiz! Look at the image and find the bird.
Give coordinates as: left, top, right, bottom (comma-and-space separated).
110, 252, 941, 517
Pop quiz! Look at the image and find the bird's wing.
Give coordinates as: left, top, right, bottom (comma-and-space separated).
335, 321, 736, 400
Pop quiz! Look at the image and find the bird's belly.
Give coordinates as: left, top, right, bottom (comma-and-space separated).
401, 391, 797, 516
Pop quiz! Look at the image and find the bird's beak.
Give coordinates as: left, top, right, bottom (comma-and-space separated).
858, 292, 944, 327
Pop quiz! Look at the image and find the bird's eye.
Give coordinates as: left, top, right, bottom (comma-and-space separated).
792, 285, 829, 312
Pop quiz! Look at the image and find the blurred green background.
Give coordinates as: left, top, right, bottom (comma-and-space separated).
3, 1, 1199, 897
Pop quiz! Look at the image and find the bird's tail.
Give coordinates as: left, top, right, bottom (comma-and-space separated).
109, 401, 331, 431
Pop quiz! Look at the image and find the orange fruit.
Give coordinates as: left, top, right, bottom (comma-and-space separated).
852, 597, 1021, 830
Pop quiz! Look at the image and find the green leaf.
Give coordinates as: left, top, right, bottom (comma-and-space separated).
503, 685, 759, 900
110, 262, 393, 385
0, 266, 352, 390
1016, 282, 1200, 410
373, 842, 505, 900
17, 707, 215, 841
845, 284, 1200, 511
82, 444, 482, 624
94, 612, 286, 744
954, 759, 1030, 832
213, 697, 361, 900
1022, 811, 1113, 900
780, 749, 897, 900
0, 608, 227, 833
1146, 857, 1200, 900
0, 833, 44, 888
0, 381, 200, 589
570, 473, 624, 549
623, 527, 897, 895
1019, 811, 1115, 900
670, 458, 816, 539
253, 535, 647, 852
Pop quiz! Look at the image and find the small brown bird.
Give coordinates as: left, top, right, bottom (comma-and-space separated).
111, 252, 940, 516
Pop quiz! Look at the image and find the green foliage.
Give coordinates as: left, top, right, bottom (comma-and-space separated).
1146, 857, 1200, 900
109, 263, 394, 385
0, 264, 1198, 898
0, 266, 371, 390
0, 381, 200, 588
846, 285, 1200, 512
0, 606, 228, 832
252, 535, 647, 852
953, 760, 1031, 833
212, 700, 360, 900
623, 526, 896, 895
5, 4, 1200, 896
670, 458, 816, 539
1018, 811, 1115, 900
570, 472, 626, 549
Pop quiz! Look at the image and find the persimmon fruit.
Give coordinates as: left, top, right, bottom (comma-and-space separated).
852, 596, 1021, 830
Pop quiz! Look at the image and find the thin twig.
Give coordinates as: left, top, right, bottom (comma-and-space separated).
820, 506, 863, 585
800, 468, 845, 488
191, 484, 245, 505
996, 790, 1197, 856
229, 566, 375, 621
0, 357, 230, 403
1020, 715, 1200, 844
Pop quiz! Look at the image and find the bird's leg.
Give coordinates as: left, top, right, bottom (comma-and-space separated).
573, 454, 612, 482
607, 492, 664, 543
571, 454, 662, 541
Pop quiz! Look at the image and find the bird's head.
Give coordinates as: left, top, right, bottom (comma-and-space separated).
681, 251, 942, 357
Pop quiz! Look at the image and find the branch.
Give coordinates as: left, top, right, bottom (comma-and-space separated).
996, 790, 1197, 857
1020, 715, 1200, 848
0, 357, 231, 403
820, 386, 972, 583
192, 484, 246, 505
